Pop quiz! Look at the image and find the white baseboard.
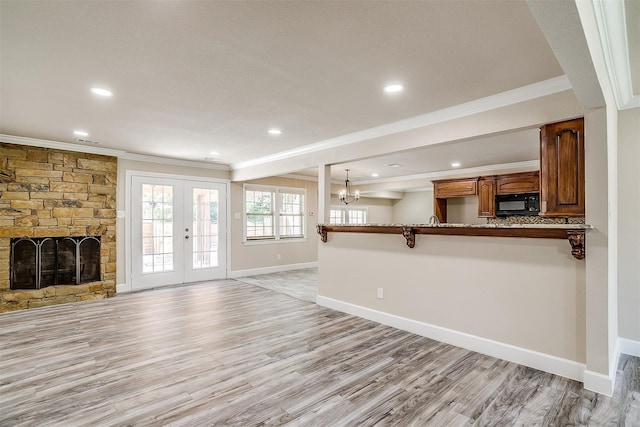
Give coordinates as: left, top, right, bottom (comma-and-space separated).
583, 370, 614, 396
116, 283, 132, 293
590, 337, 640, 397
618, 337, 640, 358
317, 295, 586, 384
229, 262, 318, 279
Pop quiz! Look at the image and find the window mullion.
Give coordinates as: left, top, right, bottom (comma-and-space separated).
275, 189, 280, 240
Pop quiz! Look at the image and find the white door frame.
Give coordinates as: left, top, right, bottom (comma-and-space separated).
124, 170, 231, 292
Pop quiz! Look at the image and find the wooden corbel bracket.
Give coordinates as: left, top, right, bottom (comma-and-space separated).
316, 224, 328, 243
402, 226, 416, 248
566, 230, 585, 260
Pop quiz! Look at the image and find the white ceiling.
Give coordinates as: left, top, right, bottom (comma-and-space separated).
0, 1, 635, 183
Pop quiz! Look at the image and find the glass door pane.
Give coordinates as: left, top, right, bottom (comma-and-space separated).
141, 184, 174, 273
191, 188, 219, 269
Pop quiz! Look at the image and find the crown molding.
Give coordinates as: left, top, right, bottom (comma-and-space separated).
592, 0, 639, 110
0, 134, 127, 157
119, 152, 230, 171
356, 190, 404, 200
231, 76, 571, 170
0, 134, 230, 171
402, 186, 435, 192
277, 173, 319, 182
358, 160, 539, 185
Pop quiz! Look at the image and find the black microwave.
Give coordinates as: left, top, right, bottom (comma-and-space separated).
495, 193, 540, 216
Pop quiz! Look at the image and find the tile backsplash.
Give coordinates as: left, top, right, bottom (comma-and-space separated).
488, 216, 586, 225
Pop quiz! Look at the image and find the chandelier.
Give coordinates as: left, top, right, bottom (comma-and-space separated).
339, 169, 359, 205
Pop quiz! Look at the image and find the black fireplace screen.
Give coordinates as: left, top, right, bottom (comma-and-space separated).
10, 236, 101, 290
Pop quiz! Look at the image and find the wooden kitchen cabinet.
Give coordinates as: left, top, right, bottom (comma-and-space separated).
433, 177, 478, 223
477, 177, 496, 217
433, 178, 478, 198
496, 171, 539, 194
539, 118, 585, 217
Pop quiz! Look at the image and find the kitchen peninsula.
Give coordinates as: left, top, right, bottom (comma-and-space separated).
316, 221, 589, 384
316, 116, 591, 386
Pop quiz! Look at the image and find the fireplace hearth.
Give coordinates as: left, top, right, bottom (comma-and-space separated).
11, 236, 101, 290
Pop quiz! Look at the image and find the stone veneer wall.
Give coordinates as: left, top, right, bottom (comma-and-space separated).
0, 142, 117, 312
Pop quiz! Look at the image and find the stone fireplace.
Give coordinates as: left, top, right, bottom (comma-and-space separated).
0, 142, 117, 312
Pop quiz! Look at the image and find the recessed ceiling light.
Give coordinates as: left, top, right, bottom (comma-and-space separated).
384, 84, 404, 93
73, 130, 89, 137
371, 173, 379, 178
268, 129, 282, 135
387, 163, 402, 168
451, 162, 461, 168
209, 151, 220, 156
91, 87, 113, 97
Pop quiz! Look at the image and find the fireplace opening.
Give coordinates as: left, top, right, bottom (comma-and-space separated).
10, 236, 101, 290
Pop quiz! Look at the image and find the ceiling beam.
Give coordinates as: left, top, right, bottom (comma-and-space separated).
231, 89, 582, 182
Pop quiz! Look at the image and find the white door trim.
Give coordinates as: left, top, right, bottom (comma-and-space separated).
124, 170, 230, 292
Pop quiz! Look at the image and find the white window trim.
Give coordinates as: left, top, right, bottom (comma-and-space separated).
243, 184, 307, 245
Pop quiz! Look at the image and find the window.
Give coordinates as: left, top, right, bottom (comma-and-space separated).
329, 206, 368, 224
244, 185, 305, 241
245, 189, 274, 239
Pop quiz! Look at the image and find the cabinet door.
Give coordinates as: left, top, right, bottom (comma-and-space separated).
496, 171, 539, 194
540, 118, 585, 217
434, 178, 477, 198
477, 178, 496, 217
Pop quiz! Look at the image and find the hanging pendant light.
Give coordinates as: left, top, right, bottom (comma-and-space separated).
339, 169, 359, 205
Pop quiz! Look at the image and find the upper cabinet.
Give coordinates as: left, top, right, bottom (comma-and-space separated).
433, 178, 478, 198
433, 178, 478, 223
477, 171, 539, 218
539, 118, 585, 217
496, 171, 539, 194
477, 177, 496, 218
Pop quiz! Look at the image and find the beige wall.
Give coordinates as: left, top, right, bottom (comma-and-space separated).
617, 108, 640, 341
318, 233, 586, 362
230, 176, 318, 273
391, 190, 434, 223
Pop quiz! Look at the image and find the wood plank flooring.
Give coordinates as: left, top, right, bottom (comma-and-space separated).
0, 278, 638, 426
235, 268, 317, 303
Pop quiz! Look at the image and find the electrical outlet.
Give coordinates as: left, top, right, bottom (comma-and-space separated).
377, 288, 383, 299
277, 254, 282, 260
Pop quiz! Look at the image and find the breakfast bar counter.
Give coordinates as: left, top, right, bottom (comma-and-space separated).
316, 223, 592, 259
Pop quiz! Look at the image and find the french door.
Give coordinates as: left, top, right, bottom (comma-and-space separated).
130, 175, 227, 291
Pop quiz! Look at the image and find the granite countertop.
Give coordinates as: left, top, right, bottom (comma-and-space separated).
320, 223, 592, 229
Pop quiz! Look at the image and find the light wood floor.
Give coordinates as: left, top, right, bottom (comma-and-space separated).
236, 268, 317, 303
1, 278, 638, 426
